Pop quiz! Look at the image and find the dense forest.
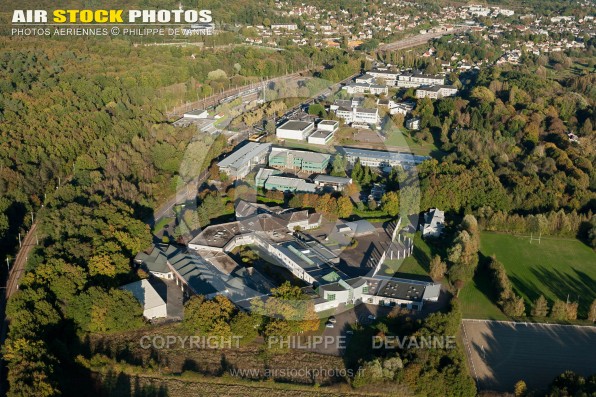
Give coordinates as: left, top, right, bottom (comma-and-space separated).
0, 35, 356, 395
393, 60, 596, 222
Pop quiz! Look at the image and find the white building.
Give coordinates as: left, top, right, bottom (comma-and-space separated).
276, 120, 315, 141
367, 69, 399, 86
121, 279, 168, 320
341, 147, 428, 170
387, 100, 415, 115
335, 106, 379, 125
271, 23, 298, 30
397, 73, 445, 88
187, 23, 214, 35
355, 74, 375, 84
307, 120, 338, 145
343, 83, 388, 95
217, 142, 272, 179
330, 98, 364, 112
183, 109, 209, 119
415, 85, 458, 99
313, 175, 353, 191
405, 117, 421, 130
421, 208, 445, 238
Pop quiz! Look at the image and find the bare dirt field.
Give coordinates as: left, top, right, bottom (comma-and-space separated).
461, 319, 596, 393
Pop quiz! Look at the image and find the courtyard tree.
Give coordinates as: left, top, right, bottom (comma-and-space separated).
381, 191, 400, 217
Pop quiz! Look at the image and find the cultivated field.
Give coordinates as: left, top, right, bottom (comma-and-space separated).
461, 319, 596, 393
479, 232, 596, 316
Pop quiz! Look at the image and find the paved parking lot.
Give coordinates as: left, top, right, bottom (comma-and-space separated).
313, 304, 397, 356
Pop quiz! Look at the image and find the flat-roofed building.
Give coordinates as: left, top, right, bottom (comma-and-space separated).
330, 98, 364, 112
307, 120, 339, 145
386, 100, 415, 115
343, 83, 388, 95
368, 69, 399, 86
271, 23, 298, 30
276, 120, 315, 141
269, 238, 344, 285
340, 147, 429, 169
355, 74, 375, 84
397, 72, 445, 88
264, 175, 317, 193
415, 85, 458, 99
313, 175, 353, 191
255, 168, 282, 188
269, 148, 330, 173
217, 142, 272, 179
317, 120, 339, 132
307, 129, 335, 145
315, 276, 441, 312
183, 109, 209, 119
335, 106, 379, 125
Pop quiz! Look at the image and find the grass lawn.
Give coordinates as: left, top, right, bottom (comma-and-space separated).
152, 216, 173, 233
381, 233, 438, 282
478, 232, 596, 317
459, 269, 508, 321
384, 128, 438, 157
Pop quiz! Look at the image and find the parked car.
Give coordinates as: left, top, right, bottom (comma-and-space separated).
325, 321, 334, 328
328, 316, 337, 324
367, 314, 376, 320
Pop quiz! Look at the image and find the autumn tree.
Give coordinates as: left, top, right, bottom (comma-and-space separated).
429, 255, 447, 280
184, 295, 236, 336
588, 299, 596, 323
565, 301, 578, 321
2, 338, 60, 397
502, 295, 526, 317
531, 295, 549, 317
550, 300, 567, 321
514, 380, 527, 397
337, 196, 353, 218
381, 191, 400, 217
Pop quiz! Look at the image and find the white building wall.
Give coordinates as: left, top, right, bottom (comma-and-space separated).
144, 304, 168, 319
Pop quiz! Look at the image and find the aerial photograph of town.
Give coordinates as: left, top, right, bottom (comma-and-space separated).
0, 0, 595, 396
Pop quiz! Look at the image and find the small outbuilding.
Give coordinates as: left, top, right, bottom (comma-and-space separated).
121, 279, 168, 320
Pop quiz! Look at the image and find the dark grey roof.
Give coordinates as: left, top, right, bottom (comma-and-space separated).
340, 147, 429, 165
217, 142, 271, 170
314, 175, 352, 184
135, 244, 175, 274
278, 120, 313, 131
362, 276, 440, 303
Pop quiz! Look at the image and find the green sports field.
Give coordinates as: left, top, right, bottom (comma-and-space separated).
461, 232, 596, 319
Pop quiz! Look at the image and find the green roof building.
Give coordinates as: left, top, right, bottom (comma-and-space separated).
269, 148, 330, 174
